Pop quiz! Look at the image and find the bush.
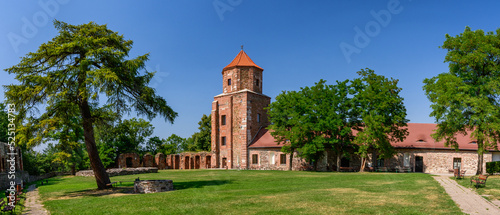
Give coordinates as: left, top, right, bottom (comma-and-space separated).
486, 161, 500, 174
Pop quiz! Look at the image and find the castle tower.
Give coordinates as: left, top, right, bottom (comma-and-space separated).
211, 50, 271, 169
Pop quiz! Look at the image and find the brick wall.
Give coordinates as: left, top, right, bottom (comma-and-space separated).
118, 153, 140, 168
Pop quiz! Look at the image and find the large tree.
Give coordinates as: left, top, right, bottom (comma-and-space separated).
4, 21, 177, 189
267, 90, 305, 170
352, 69, 408, 172
423, 27, 500, 175
268, 80, 356, 171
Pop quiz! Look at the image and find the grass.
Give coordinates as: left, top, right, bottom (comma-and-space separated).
35, 170, 461, 215
454, 175, 500, 201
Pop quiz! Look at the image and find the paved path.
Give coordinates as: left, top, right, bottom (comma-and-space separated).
433, 176, 500, 215
22, 184, 49, 215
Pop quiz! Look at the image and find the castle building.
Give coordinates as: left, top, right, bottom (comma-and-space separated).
211, 50, 271, 169
161, 50, 500, 174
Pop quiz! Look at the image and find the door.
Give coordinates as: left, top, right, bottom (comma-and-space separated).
222, 158, 227, 168
206, 156, 211, 168
415, 156, 423, 172
126, 157, 133, 168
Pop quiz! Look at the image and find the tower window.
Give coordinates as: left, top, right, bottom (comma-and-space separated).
221, 115, 226, 125
228, 79, 231, 86
221, 136, 226, 146
252, 154, 258, 164
257, 113, 261, 123
256, 79, 259, 87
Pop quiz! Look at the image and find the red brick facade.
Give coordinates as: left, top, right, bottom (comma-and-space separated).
211, 50, 270, 169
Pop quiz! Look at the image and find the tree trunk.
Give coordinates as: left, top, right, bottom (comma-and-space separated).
79, 99, 111, 189
476, 139, 484, 175
288, 149, 294, 171
71, 163, 76, 175
477, 152, 484, 175
336, 154, 341, 172
359, 157, 366, 172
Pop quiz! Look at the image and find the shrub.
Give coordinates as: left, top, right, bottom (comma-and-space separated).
486, 161, 500, 174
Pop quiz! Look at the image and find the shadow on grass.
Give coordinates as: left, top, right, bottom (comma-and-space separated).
174, 180, 232, 190
49, 180, 232, 200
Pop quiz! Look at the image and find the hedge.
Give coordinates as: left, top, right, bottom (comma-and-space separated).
486, 161, 500, 174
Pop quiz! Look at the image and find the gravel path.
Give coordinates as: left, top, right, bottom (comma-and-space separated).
433, 176, 500, 215
22, 184, 49, 215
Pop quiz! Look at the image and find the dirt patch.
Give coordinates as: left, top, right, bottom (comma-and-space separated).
46, 187, 136, 201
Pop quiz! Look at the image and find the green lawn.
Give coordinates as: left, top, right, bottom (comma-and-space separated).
35, 170, 461, 215
454, 175, 500, 201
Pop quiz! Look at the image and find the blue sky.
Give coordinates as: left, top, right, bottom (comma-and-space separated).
1, 1, 500, 151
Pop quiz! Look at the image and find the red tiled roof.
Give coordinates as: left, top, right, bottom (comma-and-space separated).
248, 123, 500, 151
223, 50, 263, 71
249, 127, 282, 148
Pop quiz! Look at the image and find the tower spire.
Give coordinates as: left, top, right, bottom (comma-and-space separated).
241, 45, 244, 50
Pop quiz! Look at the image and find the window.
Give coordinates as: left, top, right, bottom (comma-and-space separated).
228, 79, 231, 86
252, 154, 258, 164
256, 79, 259, 86
416, 139, 426, 143
403, 153, 410, 167
453, 158, 461, 169
469, 141, 477, 144
257, 113, 261, 123
221, 115, 226, 125
280, 154, 286, 165
377, 158, 384, 167
221, 136, 226, 146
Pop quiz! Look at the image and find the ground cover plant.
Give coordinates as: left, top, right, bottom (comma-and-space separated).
454, 175, 500, 201
37, 170, 460, 215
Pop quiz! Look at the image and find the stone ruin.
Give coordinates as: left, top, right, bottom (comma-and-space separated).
134, 179, 173, 193
116, 151, 214, 170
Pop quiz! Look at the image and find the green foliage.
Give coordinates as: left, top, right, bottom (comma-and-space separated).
352, 69, 409, 163
145, 136, 163, 155
486, 161, 500, 174
191, 114, 211, 151
268, 72, 407, 171
423, 26, 500, 174
114, 118, 154, 153
4, 20, 177, 188
0, 103, 8, 143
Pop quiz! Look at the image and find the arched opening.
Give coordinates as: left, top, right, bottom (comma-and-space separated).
185, 156, 190, 169
195, 156, 201, 169
206, 156, 212, 168
126, 157, 133, 168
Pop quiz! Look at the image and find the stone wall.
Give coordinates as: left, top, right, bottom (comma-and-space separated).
134, 180, 173, 194
385, 149, 492, 175
248, 148, 310, 170
76, 167, 158, 177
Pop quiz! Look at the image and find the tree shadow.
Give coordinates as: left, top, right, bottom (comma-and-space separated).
173, 180, 232, 190
53, 179, 232, 199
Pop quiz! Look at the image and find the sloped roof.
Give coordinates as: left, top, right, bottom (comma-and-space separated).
248, 123, 500, 151
223, 50, 263, 71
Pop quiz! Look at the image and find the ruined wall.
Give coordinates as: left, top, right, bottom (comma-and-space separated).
175, 152, 213, 170
118, 153, 140, 168
155, 153, 166, 170
143, 154, 155, 167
